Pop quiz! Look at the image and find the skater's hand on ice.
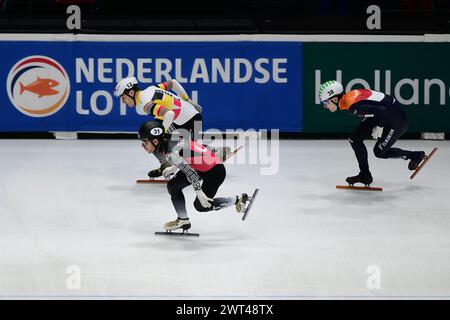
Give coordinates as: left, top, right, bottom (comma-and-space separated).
162, 166, 177, 179
196, 189, 213, 208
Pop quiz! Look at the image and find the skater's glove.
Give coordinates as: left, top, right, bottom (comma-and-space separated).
162, 166, 178, 179
371, 126, 383, 139
195, 189, 213, 208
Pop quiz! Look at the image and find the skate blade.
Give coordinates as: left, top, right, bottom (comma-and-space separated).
155, 231, 199, 237
223, 146, 244, 162
136, 179, 168, 184
410, 147, 438, 180
336, 185, 383, 192
242, 188, 259, 221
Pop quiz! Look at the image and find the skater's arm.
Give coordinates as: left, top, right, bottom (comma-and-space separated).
149, 105, 175, 131
161, 109, 175, 132
166, 152, 203, 190
157, 79, 189, 101
171, 79, 202, 112
142, 102, 156, 115
170, 79, 189, 101
144, 103, 175, 131
142, 103, 165, 120
158, 79, 202, 112
141, 89, 169, 116
149, 88, 178, 124
142, 100, 168, 118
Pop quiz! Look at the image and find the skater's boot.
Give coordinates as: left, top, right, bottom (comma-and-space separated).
235, 193, 249, 213
163, 218, 191, 231
148, 162, 171, 179
408, 151, 426, 170
346, 171, 373, 186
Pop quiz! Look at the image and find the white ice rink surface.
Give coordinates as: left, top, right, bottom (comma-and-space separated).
0, 138, 449, 299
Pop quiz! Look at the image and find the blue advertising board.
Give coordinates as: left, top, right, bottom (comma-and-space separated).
0, 40, 302, 132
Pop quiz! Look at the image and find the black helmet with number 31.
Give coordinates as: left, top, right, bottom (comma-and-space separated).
138, 121, 165, 142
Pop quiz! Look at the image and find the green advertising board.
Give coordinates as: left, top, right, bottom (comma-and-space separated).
302, 43, 450, 133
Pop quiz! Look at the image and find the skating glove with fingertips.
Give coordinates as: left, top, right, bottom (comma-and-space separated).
195, 189, 213, 208
371, 126, 384, 139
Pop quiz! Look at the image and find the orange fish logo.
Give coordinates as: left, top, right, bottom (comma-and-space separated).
19, 76, 60, 98
7, 56, 70, 117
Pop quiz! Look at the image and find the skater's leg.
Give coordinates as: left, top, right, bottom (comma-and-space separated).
193, 164, 236, 212
167, 171, 191, 219
349, 117, 378, 175
373, 119, 425, 170
373, 119, 410, 159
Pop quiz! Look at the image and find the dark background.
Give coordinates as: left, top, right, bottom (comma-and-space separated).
0, 0, 449, 34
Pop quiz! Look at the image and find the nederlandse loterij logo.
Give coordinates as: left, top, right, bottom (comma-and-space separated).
7, 55, 70, 117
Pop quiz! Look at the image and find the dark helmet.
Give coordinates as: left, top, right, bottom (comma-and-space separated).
138, 121, 165, 142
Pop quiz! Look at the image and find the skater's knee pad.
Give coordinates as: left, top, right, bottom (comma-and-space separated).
193, 199, 212, 212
